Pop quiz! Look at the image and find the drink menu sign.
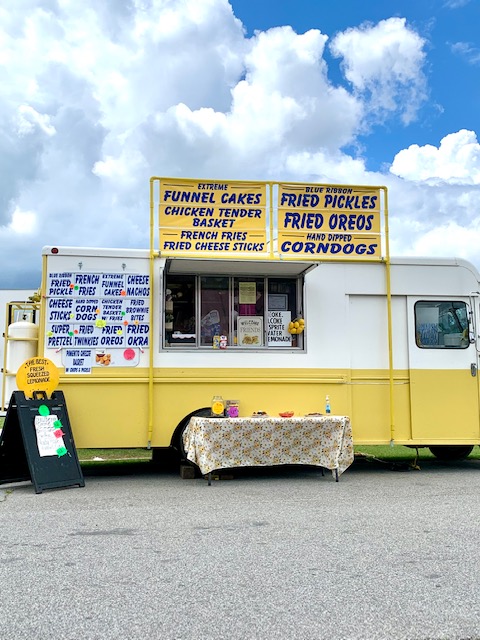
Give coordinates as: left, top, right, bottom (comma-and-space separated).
45, 271, 150, 369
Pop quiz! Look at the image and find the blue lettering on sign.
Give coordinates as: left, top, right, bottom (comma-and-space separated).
48, 299, 73, 309
324, 194, 377, 209
78, 325, 94, 334
163, 190, 216, 204
103, 289, 122, 296
100, 336, 124, 346
126, 275, 149, 285
127, 336, 149, 346
49, 278, 71, 287
163, 242, 192, 250
49, 288, 72, 296
328, 213, 374, 230
126, 325, 149, 334
280, 241, 378, 256
192, 219, 234, 228
75, 274, 100, 285
218, 208, 262, 218
102, 325, 123, 335
282, 212, 374, 231
77, 286, 97, 296
74, 336, 99, 346
126, 287, 150, 296
220, 193, 261, 205
50, 324, 70, 334
280, 191, 377, 210
164, 206, 214, 217
280, 193, 320, 208
232, 242, 265, 251
283, 212, 324, 229
47, 336, 73, 347
49, 311, 71, 320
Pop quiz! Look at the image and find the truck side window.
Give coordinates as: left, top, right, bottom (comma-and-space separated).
164, 274, 303, 348
415, 301, 468, 348
163, 275, 196, 346
200, 276, 230, 346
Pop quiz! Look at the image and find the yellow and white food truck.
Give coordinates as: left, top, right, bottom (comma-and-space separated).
3, 178, 480, 461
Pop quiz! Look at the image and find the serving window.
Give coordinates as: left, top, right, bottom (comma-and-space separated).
163, 272, 304, 349
415, 300, 469, 348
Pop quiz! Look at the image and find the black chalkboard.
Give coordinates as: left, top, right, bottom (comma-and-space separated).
0, 390, 85, 494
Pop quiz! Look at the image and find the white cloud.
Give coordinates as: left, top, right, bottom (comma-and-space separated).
16, 105, 56, 137
443, 0, 471, 8
450, 41, 480, 65
0, 0, 478, 288
8, 207, 38, 234
411, 221, 480, 263
329, 17, 427, 125
390, 130, 480, 184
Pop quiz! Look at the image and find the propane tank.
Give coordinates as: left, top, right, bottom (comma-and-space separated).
3, 318, 39, 404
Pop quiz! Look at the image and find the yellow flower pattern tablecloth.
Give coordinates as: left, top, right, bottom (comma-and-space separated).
182, 415, 354, 479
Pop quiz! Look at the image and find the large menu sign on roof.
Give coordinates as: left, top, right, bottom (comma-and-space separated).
158, 178, 268, 256
155, 177, 386, 262
277, 183, 382, 260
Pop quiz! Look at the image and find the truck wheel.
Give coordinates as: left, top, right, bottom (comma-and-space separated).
171, 407, 211, 478
171, 407, 211, 459
428, 445, 474, 461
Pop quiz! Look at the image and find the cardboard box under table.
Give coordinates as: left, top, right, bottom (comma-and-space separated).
182, 415, 354, 483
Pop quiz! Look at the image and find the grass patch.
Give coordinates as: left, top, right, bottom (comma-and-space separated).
77, 448, 152, 462
77, 448, 155, 476
355, 444, 480, 461
355, 445, 434, 461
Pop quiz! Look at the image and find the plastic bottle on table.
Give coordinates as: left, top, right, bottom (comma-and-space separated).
325, 395, 331, 414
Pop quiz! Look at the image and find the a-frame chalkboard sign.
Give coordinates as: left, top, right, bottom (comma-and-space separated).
0, 390, 84, 494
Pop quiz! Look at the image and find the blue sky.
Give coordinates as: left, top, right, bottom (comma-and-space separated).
232, 0, 480, 171
1, 0, 480, 288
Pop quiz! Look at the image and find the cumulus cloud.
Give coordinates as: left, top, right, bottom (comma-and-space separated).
0, 0, 478, 287
329, 17, 427, 125
390, 130, 480, 184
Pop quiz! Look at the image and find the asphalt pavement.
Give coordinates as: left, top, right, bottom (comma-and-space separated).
1, 456, 480, 640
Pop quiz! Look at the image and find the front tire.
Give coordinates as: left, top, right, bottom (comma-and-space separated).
428, 445, 474, 461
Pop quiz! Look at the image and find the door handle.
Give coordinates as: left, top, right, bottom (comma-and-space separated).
471, 363, 477, 377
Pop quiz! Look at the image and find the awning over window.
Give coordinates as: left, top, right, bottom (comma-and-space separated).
165, 258, 318, 277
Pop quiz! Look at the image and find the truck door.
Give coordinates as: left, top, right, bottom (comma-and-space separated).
407, 297, 480, 443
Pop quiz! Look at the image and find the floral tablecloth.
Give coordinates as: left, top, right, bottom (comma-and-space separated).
182, 415, 354, 479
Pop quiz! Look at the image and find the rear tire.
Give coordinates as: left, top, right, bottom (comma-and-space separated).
171, 407, 211, 459
428, 445, 474, 461
171, 407, 212, 478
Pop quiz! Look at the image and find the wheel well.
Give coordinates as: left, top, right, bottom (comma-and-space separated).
170, 407, 211, 458
428, 445, 474, 461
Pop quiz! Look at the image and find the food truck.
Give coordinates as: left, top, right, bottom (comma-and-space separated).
3, 178, 480, 461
